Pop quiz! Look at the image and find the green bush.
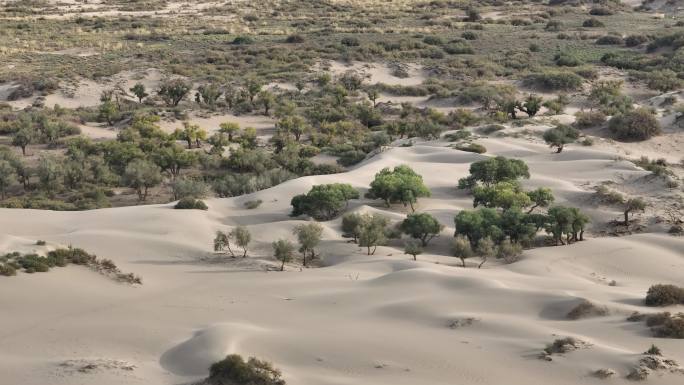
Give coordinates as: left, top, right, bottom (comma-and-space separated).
291, 183, 359, 220
625, 35, 649, 47
0, 263, 16, 276
174, 198, 209, 210
575, 111, 606, 128
244, 199, 263, 209
524, 72, 583, 91
589, 7, 614, 16
582, 18, 605, 28
608, 108, 661, 141
453, 142, 486, 154
596, 35, 624, 45
645, 284, 684, 306
206, 354, 285, 385
443, 42, 474, 55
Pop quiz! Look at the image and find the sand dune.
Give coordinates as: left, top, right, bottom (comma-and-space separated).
0, 134, 682, 385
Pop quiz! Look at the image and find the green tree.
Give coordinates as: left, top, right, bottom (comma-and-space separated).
219, 122, 240, 142
545, 206, 575, 245
569, 207, 590, 241
453, 208, 504, 245
366, 165, 431, 211
293, 222, 323, 266
366, 89, 379, 108
130, 83, 148, 103
245, 77, 263, 103
231, 226, 252, 257
358, 214, 389, 255
451, 234, 473, 267
475, 236, 495, 268
123, 159, 162, 201
153, 144, 197, 179
543, 125, 579, 153
399, 212, 444, 246
458, 156, 530, 190
277, 115, 308, 142
0, 160, 17, 199
404, 239, 423, 261
519, 94, 543, 117
158, 79, 190, 107
171, 177, 209, 200
497, 238, 523, 264
258, 90, 275, 115
623, 197, 646, 226
196, 84, 222, 107
341, 212, 364, 242
526, 187, 555, 213
272, 239, 295, 271
175, 122, 207, 149
472, 181, 531, 210
213, 231, 233, 255
12, 126, 34, 156
98, 100, 119, 125
290, 184, 359, 220
36, 155, 63, 196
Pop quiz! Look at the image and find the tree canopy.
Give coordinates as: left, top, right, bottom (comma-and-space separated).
366, 165, 430, 211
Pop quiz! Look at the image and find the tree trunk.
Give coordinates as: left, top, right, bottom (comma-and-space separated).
461, 258, 466, 268
624, 210, 630, 226
478, 258, 486, 269
280, 260, 285, 271
21, 146, 26, 156
556, 145, 563, 153
242, 248, 247, 258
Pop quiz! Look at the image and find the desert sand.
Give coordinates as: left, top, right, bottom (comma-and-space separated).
1, 133, 682, 385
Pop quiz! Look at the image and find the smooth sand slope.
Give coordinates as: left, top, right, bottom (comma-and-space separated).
0, 136, 683, 385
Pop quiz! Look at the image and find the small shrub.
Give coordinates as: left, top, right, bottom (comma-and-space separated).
608, 108, 661, 141
443, 42, 474, 55
480, 124, 505, 134
0, 263, 16, 276
285, 34, 304, 43
645, 344, 662, 356
589, 7, 614, 16
232, 35, 254, 45
582, 18, 605, 28
544, 337, 582, 354
575, 111, 606, 128
205, 354, 285, 385
566, 299, 609, 320
174, 198, 209, 210
462, 31, 478, 40
444, 130, 471, 142
652, 315, 684, 338
625, 34, 649, 47
244, 200, 263, 209
596, 35, 624, 45
341, 37, 360, 46
524, 72, 583, 91
645, 284, 684, 306
36, 240, 46, 246
453, 143, 486, 154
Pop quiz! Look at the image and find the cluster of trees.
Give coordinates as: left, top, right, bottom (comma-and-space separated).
454, 157, 589, 267
272, 222, 324, 270
1, 109, 81, 156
